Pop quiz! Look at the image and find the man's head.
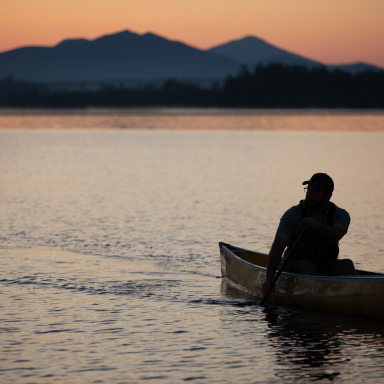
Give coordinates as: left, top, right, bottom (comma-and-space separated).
303, 173, 334, 210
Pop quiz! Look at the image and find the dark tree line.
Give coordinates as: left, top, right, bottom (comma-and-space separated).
1, 64, 383, 108
221, 65, 384, 108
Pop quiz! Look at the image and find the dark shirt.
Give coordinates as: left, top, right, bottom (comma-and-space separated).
277, 201, 351, 262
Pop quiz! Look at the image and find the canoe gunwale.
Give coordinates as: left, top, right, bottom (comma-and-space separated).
220, 243, 384, 282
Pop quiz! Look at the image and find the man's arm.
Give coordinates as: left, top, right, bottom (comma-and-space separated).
262, 232, 290, 296
302, 218, 347, 243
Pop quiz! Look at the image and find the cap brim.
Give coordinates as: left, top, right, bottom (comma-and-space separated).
303, 180, 324, 189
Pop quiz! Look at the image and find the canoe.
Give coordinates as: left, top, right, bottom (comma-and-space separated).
219, 242, 384, 319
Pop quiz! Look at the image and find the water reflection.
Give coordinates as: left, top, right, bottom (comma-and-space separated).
221, 281, 384, 382
1, 127, 384, 382
265, 308, 345, 381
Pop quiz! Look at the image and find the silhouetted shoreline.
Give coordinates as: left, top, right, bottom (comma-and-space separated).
1, 108, 384, 115
1, 64, 383, 109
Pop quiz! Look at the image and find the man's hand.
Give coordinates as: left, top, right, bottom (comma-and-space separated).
302, 217, 319, 230
262, 278, 275, 297
302, 217, 347, 243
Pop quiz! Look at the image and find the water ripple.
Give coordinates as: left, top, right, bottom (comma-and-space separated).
1, 128, 384, 383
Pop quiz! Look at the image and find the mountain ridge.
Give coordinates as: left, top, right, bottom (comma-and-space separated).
0, 30, 241, 81
0, 30, 382, 82
207, 35, 383, 74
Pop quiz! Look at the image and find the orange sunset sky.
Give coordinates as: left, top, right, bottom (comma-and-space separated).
1, 0, 384, 67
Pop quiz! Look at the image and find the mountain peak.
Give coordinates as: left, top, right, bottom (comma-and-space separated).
208, 35, 269, 51
234, 35, 268, 43
56, 38, 89, 48
207, 35, 321, 68
55, 30, 139, 48
98, 29, 134, 37
92, 29, 140, 42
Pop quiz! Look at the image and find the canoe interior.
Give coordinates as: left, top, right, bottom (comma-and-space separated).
225, 244, 382, 276
232, 250, 268, 268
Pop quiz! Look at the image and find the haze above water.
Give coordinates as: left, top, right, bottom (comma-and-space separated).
1, 111, 384, 383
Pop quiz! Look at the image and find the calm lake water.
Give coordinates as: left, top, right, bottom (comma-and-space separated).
1, 111, 384, 383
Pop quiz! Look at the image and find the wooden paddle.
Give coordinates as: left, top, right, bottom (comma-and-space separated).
260, 227, 306, 305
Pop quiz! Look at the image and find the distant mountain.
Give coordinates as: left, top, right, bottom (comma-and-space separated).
207, 36, 322, 69
0, 31, 382, 82
326, 63, 384, 74
207, 36, 384, 74
0, 30, 240, 82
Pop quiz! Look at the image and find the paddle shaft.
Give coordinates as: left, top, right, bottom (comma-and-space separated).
260, 227, 306, 305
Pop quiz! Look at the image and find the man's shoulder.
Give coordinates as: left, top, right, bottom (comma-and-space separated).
282, 203, 302, 216
277, 203, 302, 236
280, 203, 302, 222
331, 203, 350, 217
331, 203, 351, 229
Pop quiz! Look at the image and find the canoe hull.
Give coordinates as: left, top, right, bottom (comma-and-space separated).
220, 243, 384, 319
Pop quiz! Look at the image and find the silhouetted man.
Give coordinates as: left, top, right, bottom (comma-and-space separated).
263, 173, 356, 297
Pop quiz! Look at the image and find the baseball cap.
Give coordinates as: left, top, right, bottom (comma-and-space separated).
302, 173, 334, 192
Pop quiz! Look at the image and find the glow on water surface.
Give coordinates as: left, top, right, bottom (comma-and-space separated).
1, 119, 384, 383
